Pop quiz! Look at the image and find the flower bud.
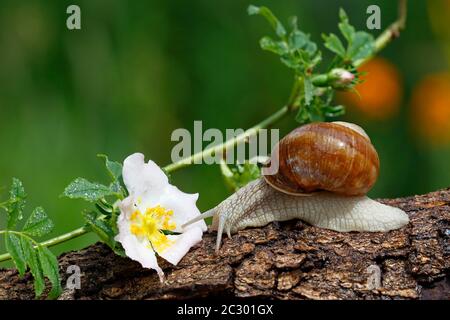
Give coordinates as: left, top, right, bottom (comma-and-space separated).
328, 68, 355, 88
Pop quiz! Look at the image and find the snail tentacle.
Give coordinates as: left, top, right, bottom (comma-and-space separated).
181, 208, 216, 229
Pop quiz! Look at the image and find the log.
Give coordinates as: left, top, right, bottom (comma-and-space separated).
0, 188, 449, 300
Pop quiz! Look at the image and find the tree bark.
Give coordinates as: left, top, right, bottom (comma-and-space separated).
1, 188, 449, 300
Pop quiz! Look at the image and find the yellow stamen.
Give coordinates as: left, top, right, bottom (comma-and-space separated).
129, 205, 177, 253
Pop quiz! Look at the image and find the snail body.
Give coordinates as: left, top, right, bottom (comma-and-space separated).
183, 122, 409, 252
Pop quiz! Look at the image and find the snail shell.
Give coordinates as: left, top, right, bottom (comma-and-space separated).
262, 121, 380, 196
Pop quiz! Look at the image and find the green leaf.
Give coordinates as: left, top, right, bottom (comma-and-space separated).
62, 178, 117, 202
280, 55, 301, 70
289, 30, 317, 55
338, 8, 355, 41
248, 5, 286, 38
5, 232, 26, 276
323, 33, 346, 57
347, 31, 374, 62
334, 8, 374, 63
7, 178, 27, 229
295, 89, 340, 124
37, 246, 62, 299
20, 237, 45, 297
303, 39, 318, 56
82, 211, 117, 249
97, 154, 122, 181
1, 179, 61, 298
109, 181, 125, 197
288, 30, 308, 50
250, 4, 320, 77
304, 76, 314, 106
259, 36, 288, 55
23, 207, 54, 238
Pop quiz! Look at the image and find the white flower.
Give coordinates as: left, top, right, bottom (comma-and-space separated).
115, 153, 207, 282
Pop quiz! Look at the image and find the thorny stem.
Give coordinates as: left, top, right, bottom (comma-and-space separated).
0, 1, 408, 263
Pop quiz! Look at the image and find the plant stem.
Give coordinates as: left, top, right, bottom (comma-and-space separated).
0, 226, 88, 263
0, 0, 408, 263
355, 0, 407, 67
163, 106, 292, 174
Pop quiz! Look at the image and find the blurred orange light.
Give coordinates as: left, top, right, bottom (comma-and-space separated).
410, 73, 450, 145
337, 57, 403, 120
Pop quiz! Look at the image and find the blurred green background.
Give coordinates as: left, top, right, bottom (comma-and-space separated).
1, 0, 450, 262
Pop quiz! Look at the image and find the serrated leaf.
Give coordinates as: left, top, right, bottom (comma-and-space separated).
248, 5, 286, 38
82, 211, 117, 249
280, 55, 301, 70
7, 178, 27, 229
289, 30, 308, 50
20, 237, 45, 297
109, 180, 125, 197
335, 8, 375, 64
303, 40, 318, 56
259, 36, 288, 55
338, 8, 355, 42
347, 31, 374, 62
37, 246, 62, 299
62, 178, 116, 202
23, 207, 54, 237
290, 31, 317, 56
323, 33, 346, 57
5, 232, 26, 276
98, 154, 122, 181
304, 76, 314, 106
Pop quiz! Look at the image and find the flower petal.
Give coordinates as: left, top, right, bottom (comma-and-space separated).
158, 185, 207, 232
123, 153, 168, 202
155, 227, 204, 265
115, 208, 165, 282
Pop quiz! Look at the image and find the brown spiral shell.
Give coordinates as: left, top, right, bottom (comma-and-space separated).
262, 122, 380, 196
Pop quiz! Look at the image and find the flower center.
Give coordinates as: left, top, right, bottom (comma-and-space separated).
129, 205, 177, 252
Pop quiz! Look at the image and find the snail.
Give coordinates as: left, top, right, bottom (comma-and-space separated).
183, 121, 409, 252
